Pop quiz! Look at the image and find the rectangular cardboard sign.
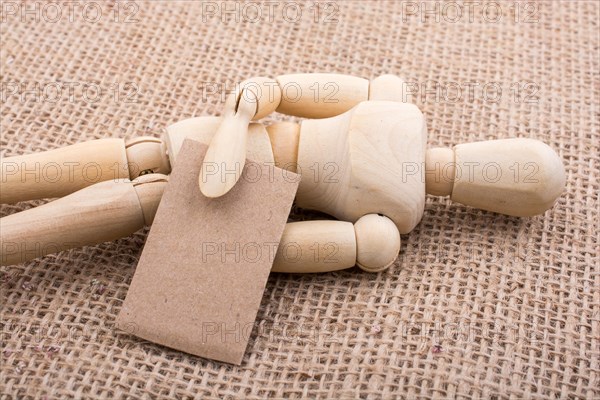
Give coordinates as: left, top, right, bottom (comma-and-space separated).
117, 139, 299, 364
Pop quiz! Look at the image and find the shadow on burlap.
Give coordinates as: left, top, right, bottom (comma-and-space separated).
0, 1, 598, 398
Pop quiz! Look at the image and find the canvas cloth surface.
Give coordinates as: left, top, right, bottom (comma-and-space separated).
1, 1, 598, 398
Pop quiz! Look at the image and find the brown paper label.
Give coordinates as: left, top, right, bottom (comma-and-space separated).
117, 139, 299, 364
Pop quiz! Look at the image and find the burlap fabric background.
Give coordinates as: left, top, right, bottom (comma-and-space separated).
1, 0, 598, 398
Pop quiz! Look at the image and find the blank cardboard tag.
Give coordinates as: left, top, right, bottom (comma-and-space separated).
117, 139, 299, 364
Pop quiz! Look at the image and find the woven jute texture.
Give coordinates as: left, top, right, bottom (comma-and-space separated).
1, 1, 598, 398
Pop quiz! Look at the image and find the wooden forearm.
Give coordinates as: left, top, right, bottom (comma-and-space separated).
273, 214, 400, 273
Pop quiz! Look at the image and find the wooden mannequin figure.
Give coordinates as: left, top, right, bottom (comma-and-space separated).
0, 74, 566, 271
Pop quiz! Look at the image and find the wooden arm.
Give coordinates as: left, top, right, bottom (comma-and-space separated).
199, 90, 257, 198
233, 73, 408, 121
273, 214, 400, 273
